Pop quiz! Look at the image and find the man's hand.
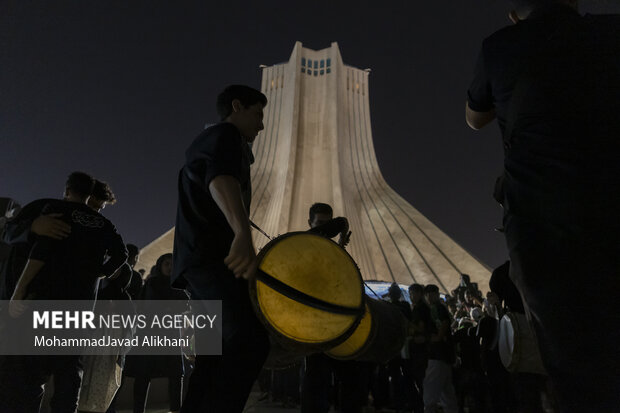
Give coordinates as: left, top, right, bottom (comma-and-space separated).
31, 214, 71, 240
465, 102, 496, 130
338, 230, 352, 247
509, 10, 521, 24
224, 231, 257, 280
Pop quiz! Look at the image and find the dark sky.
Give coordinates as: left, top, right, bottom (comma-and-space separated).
2, 1, 618, 271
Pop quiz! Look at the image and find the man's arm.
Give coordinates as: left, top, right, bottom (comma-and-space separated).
9, 259, 45, 317
465, 102, 496, 130
101, 224, 128, 278
209, 175, 256, 280
308, 217, 351, 246
2, 200, 70, 244
466, 43, 496, 130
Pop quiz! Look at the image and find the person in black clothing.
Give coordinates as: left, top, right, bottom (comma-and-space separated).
466, 1, 620, 410
301, 202, 368, 413
408, 283, 431, 413
172, 85, 269, 412
105, 244, 143, 413
9, 172, 126, 303
124, 253, 187, 413
306, 202, 351, 247
380, 283, 412, 410
423, 284, 458, 413
0, 201, 71, 300
1, 171, 127, 413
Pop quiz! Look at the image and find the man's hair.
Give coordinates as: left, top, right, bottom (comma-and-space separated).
126, 244, 139, 258
66, 171, 95, 198
216, 85, 267, 121
92, 179, 117, 204
424, 284, 439, 294
409, 283, 424, 294
389, 282, 402, 298
309, 203, 333, 221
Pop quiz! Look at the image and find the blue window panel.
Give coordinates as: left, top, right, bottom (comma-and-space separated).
326, 58, 331, 67
326, 68, 331, 74
308, 69, 312, 76
320, 70, 324, 75
314, 61, 318, 68
313, 70, 318, 76
301, 68, 305, 73
301, 57, 306, 66
308, 59, 312, 68
320, 60, 324, 68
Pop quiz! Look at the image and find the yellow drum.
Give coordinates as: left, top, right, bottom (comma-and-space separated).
249, 232, 365, 353
327, 297, 408, 364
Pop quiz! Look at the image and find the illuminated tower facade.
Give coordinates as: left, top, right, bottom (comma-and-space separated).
140, 42, 490, 292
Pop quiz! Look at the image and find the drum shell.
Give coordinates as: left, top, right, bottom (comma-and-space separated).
326, 297, 408, 364
499, 312, 546, 375
249, 232, 365, 354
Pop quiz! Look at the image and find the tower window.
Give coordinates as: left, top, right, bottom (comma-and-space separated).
301, 68, 305, 73
301, 57, 306, 66
320, 70, 324, 75
326, 58, 331, 67
313, 70, 318, 76
320, 60, 324, 68
314, 61, 318, 69
326, 68, 331, 74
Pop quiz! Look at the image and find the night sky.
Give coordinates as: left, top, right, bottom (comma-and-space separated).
2, 1, 618, 272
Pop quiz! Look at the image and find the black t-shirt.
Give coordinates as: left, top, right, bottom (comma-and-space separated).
468, 5, 620, 224
411, 300, 432, 330
427, 301, 455, 363
467, 5, 582, 133
0, 198, 55, 299
172, 123, 253, 288
28, 201, 127, 300
409, 300, 432, 358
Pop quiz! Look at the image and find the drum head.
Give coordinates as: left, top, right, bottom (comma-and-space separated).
499, 313, 518, 371
326, 302, 373, 359
250, 232, 364, 352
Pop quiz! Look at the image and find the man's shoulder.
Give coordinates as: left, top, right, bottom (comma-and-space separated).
414, 301, 431, 312
185, 123, 241, 160
21, 198, 60, 215
193, 122, 239, 144
484, 12, 619, 48
432, 302, 451, 318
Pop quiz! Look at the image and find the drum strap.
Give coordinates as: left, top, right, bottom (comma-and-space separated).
250, 220, 272, 240
256, 269, 364, 316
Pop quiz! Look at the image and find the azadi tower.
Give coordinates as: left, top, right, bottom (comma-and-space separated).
139, 42, 490, 293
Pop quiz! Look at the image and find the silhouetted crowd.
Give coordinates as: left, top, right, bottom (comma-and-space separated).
254, 271, 557, 413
